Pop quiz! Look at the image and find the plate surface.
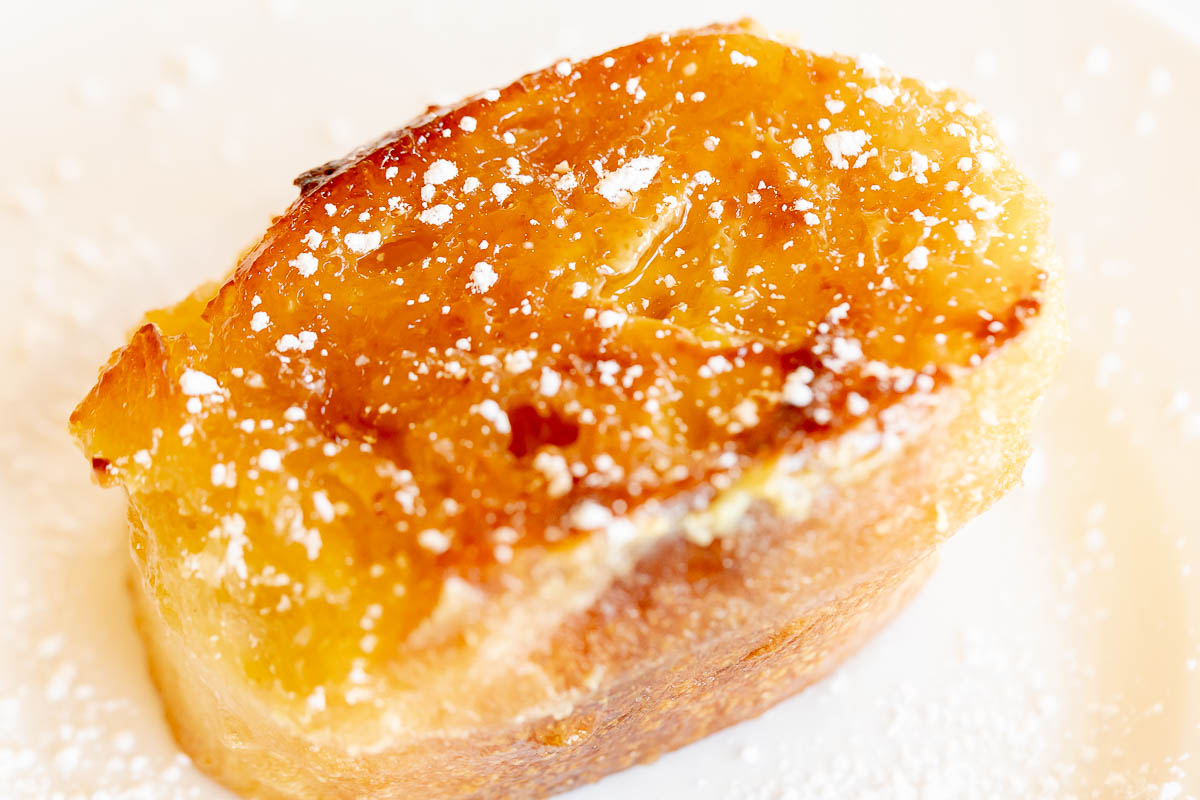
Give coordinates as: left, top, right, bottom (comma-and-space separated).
1, 1, 1197, 797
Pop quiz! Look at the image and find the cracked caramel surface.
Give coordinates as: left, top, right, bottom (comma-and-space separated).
71, 22, 1049, 700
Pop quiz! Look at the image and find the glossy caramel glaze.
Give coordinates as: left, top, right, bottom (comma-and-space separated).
71, 22, 1050, 706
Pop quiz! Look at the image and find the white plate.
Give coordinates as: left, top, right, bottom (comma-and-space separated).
2, 1, 1197, 797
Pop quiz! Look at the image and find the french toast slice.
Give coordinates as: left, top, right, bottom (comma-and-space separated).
71, 21, 1064, 800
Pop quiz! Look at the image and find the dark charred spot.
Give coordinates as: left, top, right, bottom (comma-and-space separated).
507, 404, 579, 458
89, 456, 119, 487
294, 160, 344, 196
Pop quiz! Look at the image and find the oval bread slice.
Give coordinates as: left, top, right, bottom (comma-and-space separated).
71, 20, 1064, 800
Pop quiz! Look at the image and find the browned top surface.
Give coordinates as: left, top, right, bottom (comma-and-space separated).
71, 22, 1049, 694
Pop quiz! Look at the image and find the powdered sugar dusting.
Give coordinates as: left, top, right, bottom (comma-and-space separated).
823, 130, 870, 168
344, 231, 381, 254
423, 159, 458, 186
469, 261, 498, 293
179, 369, 221, 396
596, 155, 664, 205
418, 204, 452, 225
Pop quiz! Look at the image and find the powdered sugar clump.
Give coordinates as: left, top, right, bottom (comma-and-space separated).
469, 261, 498, 294
596, 155, 664, 205
418, 204, 452, 225
823, 130, 870, 168
343, 231, 381, 254
179, 369, 220, 396
423, 159, 458, 186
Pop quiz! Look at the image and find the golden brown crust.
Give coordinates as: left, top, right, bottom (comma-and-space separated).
72, 21, 1064, 800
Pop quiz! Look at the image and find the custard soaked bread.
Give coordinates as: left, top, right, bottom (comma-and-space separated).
71, 21, 1064, 800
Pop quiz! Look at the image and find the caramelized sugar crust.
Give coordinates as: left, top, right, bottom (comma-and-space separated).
72, 23, 1050, 706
